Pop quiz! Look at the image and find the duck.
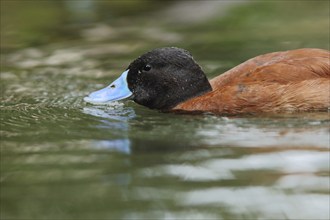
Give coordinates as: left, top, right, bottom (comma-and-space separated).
84, 47, 330, 115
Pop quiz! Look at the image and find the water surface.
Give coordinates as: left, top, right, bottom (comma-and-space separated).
1, 1, 329, 219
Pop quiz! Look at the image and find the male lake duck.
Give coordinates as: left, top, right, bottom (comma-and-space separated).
84, 47, 330, 115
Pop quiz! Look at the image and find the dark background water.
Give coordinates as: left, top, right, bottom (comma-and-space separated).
1, 1, 329, 219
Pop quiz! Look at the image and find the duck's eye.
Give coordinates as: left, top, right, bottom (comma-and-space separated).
143, 64, 151, 72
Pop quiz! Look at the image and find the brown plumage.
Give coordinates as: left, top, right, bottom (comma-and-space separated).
173, 48, 330, 114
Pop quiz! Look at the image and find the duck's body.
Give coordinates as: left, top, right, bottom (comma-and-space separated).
174, 48, 330, 114
85, 47, 330, 115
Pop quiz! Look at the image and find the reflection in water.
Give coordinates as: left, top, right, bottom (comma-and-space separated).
92, 139, 131, 154
83, 103, 135, 155
82, 103, 136, 121
82, 104, 135, 130
196, 116, 329, 148
85, 107, 330, 219
203, 150, 329, 174
177, 187, 329, 219
135, 141, 329, 219
140, 150, 329, 181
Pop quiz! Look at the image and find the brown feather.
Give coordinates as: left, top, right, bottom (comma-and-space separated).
173, 48, 330, 114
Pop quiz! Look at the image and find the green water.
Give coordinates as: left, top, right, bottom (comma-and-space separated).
1, 1, 329, 219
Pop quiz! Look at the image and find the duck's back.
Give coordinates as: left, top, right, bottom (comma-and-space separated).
210, 48, 329, 88
174, 48, 330, 114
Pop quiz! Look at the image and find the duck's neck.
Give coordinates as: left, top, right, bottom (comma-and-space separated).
164, 78, 212, 111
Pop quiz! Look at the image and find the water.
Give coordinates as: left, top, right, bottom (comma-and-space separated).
1, 1, 329, 219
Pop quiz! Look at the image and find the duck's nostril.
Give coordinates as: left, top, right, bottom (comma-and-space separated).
110, 84, 116, 88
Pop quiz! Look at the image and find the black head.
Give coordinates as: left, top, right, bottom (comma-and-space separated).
126, 47, 212, 110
